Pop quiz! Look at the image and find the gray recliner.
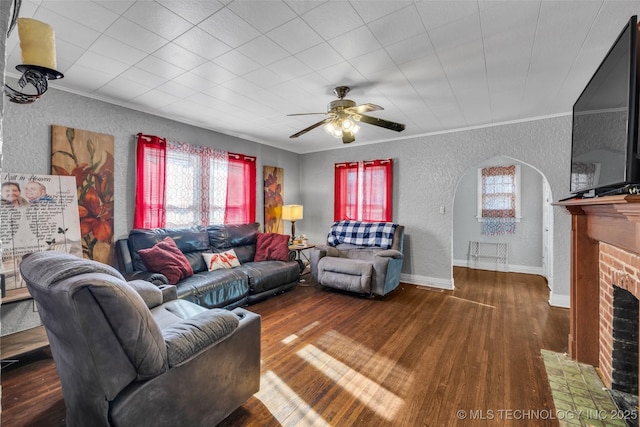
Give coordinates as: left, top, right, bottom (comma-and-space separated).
21, 251, 261, 427
310, 222, 405, 296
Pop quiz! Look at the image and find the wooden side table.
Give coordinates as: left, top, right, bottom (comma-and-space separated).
288, 244, 316, 273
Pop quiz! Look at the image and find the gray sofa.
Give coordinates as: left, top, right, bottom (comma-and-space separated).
115, 222, 299, 309
310, 221, 405, 296
21, 251, 261, 427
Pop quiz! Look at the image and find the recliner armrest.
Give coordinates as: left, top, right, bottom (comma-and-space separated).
127, 280, 164, 309
161, 308, 240, 367
374, 249, 404, 259
124, 271, 170, 286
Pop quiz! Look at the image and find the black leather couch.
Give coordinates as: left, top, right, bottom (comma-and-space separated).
115, 222, 299, 309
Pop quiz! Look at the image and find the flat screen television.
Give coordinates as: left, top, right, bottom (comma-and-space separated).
570, 15, 640, 196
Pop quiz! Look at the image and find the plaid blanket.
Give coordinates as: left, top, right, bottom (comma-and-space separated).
327, 221, 397, 249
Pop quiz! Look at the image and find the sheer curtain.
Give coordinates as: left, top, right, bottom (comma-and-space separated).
134, 134, 255, 229
165, 141, 228, 227
134, 133, 166, 229
481, 165, 516, 235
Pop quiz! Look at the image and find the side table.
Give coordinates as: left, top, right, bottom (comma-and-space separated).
288, 243, 316, 274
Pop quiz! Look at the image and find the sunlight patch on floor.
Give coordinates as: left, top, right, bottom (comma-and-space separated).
297, 344, 404, 421
282, 321, 321, 345
255, 370, 330, 427
448, 295, 495, 308
315, 329, 414, 396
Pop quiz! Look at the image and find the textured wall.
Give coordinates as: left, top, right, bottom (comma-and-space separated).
452, 157, 544, 271
3, 83, 302, 242
300, 116, 572, 303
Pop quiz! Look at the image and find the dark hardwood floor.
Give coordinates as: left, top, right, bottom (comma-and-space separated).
1, 267, 569, 426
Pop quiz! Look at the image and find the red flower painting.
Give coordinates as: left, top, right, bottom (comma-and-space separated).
51, 126, 115, 263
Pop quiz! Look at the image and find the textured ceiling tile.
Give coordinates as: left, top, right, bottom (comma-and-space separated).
328, 25, 382, 60
301, 1, 364, 39
228, 0, 297, 33
156, 0, 225, 24
237, 36, 290, 67
267, 18, 325, 54
367, 5, 426, 46
173, 26, 232, 60
122, 1, 193, 40
153, 43, 209, 71
198, 7, 261, 48
105, 17, 169, 53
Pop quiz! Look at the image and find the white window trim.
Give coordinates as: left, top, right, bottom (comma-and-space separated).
476, 164, 522, 222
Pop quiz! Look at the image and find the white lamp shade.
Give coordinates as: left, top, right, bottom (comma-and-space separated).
282, 205, 303, 221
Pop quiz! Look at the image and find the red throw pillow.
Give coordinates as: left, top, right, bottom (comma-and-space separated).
255, 233, 290, 262
138, 237, 194, 285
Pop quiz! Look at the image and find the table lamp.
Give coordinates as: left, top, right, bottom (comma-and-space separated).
281, 205, 303, 240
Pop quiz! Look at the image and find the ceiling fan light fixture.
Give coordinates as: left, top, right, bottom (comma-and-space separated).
341, 118, 355, 131
324, 121, 343, 138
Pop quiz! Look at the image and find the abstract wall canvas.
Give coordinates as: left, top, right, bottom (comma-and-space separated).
263, 166, 284, 233
51, 125, 114, 264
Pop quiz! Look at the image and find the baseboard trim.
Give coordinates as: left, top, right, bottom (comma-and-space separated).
453, 258, 544, 276
549, 293, 570, 308
400, 273, 454, 290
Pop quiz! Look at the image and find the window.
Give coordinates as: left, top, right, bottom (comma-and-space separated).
134, 134, 256, 229
477, 165, 520, 235
334, 159, 392, 222
571, 162, 600, 191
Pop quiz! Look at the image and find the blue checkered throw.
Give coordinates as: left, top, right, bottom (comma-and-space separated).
327, 221, 397, 249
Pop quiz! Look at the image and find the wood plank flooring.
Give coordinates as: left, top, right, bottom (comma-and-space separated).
1, 268, 569, 426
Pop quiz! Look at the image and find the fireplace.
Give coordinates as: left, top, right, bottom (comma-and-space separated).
598, 242, 640, 420
559, 195, 640, 413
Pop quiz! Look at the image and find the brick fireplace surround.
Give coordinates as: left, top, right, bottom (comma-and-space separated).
560, 195, 640, 393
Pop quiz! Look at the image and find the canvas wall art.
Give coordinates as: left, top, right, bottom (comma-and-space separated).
1, 172, 82, 297
263, 166, 284, 233
51, 125, 114, 264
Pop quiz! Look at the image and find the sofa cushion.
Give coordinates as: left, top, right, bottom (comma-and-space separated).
128, 227, 210, 273
138, 237, 194, 285
175, 269, 249, 309
255, 233, 290, 261
237, 261, 300, 294
202, 250, 241, 271
206, 223, 260, 263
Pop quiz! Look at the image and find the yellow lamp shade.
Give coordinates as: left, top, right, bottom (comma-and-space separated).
282, 205, 303, 221
18, 18, 57, 70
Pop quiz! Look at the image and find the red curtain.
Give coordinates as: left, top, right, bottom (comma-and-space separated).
334, 159, 392, 222
134, 133, 167, 229
362, 159, 393, 222
334, 162, 359, 220
225, 153, 256, 224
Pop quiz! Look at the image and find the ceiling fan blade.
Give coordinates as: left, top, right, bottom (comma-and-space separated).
287, 112, 327, 116
353, 113, 406, 132
345, 103, 383, 114
342, 132, 355, 144
289, 118, 330, 138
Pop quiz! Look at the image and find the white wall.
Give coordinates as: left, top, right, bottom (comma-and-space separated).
452, 157, 544, 274
300, 116, 572, 305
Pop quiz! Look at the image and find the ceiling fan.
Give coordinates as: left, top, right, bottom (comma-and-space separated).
288, 86, 406, 144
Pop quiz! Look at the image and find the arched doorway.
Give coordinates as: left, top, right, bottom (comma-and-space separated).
452, 156, 554, 295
